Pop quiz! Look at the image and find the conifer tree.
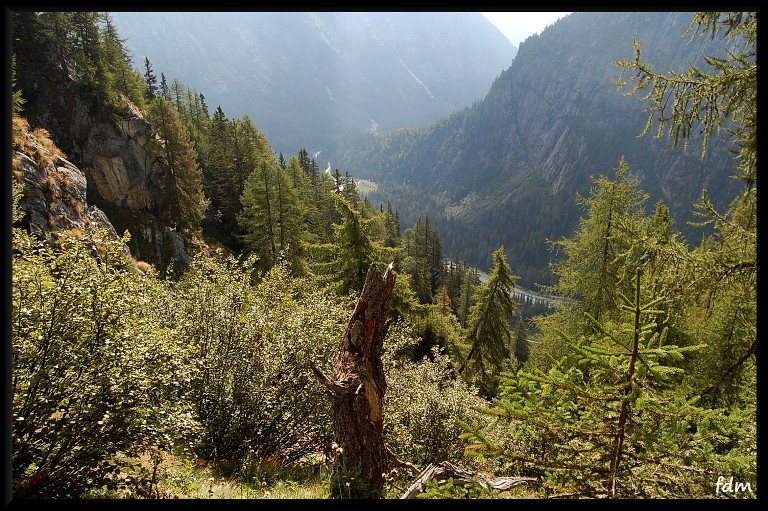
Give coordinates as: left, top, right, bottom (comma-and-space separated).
159, 72, 171, 101
530, 158, 651, 371
434, 285, 454, 317
545, 157, 648, 324
101, 13, 145, 106
143, 57, 157, 101
614, 11, 756, 408
12, 54, 25, 116
457, 264, 479, 329
146, 98, 207, 235
170, 78, 184, 113
615, 11, 756, 188
461, 268, 753, 498
305, 195, 397, 295
513, 319, 530, 366
384, 202, 399, 249
202, 106, 236, 239
239, 159, 304, 274
401, 216, 445, 304
457, 246, 518, 396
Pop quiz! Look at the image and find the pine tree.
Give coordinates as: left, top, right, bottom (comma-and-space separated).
401, 216, 445, 304
457, 246, 518, 396
143, 57, 157, 101
461, 268, 753, 498
550, 158, 648, 323
239, 159, 304, 274
170, 79, 184, 113
146, 98, 207, 235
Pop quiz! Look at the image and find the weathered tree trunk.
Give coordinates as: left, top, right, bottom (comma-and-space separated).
311, 262, 396, 499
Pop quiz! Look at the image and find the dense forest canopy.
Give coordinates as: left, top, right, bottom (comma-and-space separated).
9, 11, 755, 500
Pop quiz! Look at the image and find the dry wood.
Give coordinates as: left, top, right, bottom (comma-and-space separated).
400, 461, 537, 499
310, 262, 396, 499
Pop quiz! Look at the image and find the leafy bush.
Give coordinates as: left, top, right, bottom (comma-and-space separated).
171, 252, 350, 465
383, 345, 491, 467
328, 466, 369, 499
12, 228, 200, 497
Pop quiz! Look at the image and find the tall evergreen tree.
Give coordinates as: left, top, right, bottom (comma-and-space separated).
461, 268, 751, 498
544, 158, 649, 324
202, 106, 236, 240
614, 11, 756, 408
239, 159, 304, 274
143, 56, 157, 101
12, 54, 25, 116
305, 195, 397, 295
401, 216, 444, 304
101, 12, 145, 108
146, 98, 207, 235
457, 246, 518, 396
159, 72, 171, 101
457, 264, 479, 329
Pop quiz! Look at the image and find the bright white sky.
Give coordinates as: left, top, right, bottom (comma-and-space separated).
481, 12, 571, 46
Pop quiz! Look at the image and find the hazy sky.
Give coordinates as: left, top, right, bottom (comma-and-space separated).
481, 12, 571, 46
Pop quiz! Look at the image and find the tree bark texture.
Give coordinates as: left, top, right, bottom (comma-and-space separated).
311, 262, 396, 499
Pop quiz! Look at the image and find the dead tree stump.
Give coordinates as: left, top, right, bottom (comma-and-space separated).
311, 262, 396, 499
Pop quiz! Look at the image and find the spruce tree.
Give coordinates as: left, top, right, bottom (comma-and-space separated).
143, 57, 157, 101
461, 268, 753, 498
457, 246, 518, 396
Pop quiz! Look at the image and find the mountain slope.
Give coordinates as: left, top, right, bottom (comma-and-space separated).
325, 12, 744, 286
109, 11, 516, 156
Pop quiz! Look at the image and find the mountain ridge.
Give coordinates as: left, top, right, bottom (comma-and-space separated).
109, 11, 516, 156
323, 12, 744, 286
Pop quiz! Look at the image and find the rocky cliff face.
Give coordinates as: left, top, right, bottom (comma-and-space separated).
74, 100, 195, 277
12, 118, 127, 253
16, 65, 195, 277
325, 12, 745, 284
80, 101, 161, 212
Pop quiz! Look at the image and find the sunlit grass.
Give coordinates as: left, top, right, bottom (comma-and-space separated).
86, 452, 334, 499
81, 449, 547, 499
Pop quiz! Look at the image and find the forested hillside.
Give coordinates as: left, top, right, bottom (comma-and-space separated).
9, 11, 755, 500
326, 12, 744, 288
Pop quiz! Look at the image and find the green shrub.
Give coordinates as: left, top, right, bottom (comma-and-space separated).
12, 228, 199, 498
172, 253, 349, 465
383, 345, 491, 467
328, 467, 369, 499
